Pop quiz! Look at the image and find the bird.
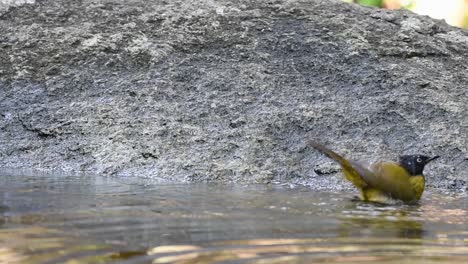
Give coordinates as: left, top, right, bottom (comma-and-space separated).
309, 141, 439, 204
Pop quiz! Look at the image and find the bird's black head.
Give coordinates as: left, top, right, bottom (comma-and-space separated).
399, 155, 440, 176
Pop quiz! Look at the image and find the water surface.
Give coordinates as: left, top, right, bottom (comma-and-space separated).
0, 170, 467, 263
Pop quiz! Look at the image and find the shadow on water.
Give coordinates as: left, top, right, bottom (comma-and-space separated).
0, 169, 467, 263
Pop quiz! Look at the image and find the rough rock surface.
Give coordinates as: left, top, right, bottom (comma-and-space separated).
0, 0, 467, 190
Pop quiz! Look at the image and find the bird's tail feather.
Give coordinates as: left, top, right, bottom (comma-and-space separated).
308, 141, 368, 188
308, 141, 348, 165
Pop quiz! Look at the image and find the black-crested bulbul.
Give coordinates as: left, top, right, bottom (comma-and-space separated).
309, 141, 439, 204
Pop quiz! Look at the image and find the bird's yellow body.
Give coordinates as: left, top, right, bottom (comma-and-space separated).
309, 142, 437, 204
356, 162, 425, 203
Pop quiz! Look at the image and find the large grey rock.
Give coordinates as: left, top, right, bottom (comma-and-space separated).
0, 0, 466, 190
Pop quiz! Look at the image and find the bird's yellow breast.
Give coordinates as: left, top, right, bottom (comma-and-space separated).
409, 175, 425, 201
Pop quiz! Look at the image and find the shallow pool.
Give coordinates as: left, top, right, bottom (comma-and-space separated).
0, 170, 467, 263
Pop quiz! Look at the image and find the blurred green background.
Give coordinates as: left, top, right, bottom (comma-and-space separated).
344, 0, 468, 28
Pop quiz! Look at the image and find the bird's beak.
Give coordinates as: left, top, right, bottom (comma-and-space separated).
426, 156, 440, 164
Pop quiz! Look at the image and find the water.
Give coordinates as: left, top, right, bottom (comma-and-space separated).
0, 170, 467, 263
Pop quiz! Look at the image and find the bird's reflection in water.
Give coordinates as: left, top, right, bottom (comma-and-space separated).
338, 201, 426, 239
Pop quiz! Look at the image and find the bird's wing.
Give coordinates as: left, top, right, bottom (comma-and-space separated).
368, 162, 415, 201
347, 160, 383, 187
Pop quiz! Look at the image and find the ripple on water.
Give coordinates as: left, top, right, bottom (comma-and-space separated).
0, 172, 467, 263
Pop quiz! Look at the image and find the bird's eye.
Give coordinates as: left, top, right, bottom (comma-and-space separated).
416, 157, 422, 163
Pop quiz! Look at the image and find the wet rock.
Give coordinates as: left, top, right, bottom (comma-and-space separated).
313, 161, 340, 176
0, 0, 466, 190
